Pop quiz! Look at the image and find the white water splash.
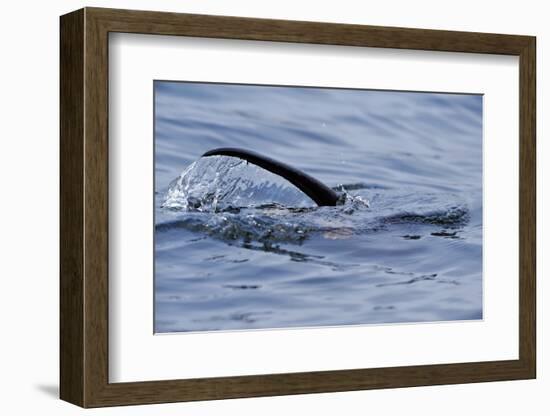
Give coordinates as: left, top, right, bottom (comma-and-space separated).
162, 155, 318, 211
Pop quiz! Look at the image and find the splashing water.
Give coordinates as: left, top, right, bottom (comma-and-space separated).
162, 155, 322, 211
157, 155, 467, 245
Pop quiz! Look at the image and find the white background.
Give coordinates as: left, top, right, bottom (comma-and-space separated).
0, 0, 545, 414
110, 34, 519, 382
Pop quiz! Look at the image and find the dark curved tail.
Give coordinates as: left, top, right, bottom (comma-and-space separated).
202, 148, 340, 206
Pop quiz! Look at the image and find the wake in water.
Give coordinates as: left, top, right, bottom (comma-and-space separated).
157, 155, 469, 245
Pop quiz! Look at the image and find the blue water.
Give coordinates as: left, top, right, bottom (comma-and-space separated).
154, 81, 483, 333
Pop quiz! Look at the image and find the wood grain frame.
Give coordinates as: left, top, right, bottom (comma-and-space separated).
60, 7, 536, 408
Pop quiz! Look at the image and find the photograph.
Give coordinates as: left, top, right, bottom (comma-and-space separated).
154, 81, 483, 333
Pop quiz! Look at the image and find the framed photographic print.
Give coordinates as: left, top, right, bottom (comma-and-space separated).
60, 7, 536, 408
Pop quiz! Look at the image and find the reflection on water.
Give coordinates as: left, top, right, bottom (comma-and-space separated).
154, 82, 483, 333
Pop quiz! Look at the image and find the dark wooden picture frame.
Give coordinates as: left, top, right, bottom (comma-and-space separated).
60, 7, 536, 408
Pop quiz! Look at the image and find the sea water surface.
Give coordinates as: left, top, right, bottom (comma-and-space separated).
154, 81, 483, 333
